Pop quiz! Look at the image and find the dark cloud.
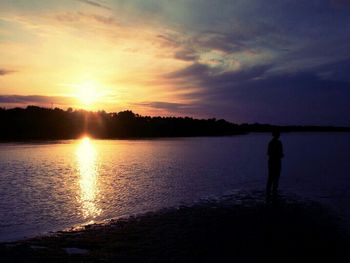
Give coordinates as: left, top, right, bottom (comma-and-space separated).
134, 101, 190, 111
191, 29, 271, 54
161, 27, 279, 62
194, 34, 245, 53
167, 63, 271, 88
174, 49, 198, 62
314, 58, 350, 82
0, 69, 16, 76
167, 63, 211, 80
278, 35, 350, 74
76, 0, 111, 10
330, 0, 350, 9
0, 95, 76, 106
165, 59, 350, 125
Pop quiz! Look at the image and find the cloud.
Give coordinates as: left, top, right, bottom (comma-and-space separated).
133, 101, 190, 111
0, 69, 16, 76
55, 12, 119, 26
174, 49, 198, 62
195, 35, 245, 54
167, 63, 211, 80
157, 34, 181, 48
0, 95, 76, 106
164, 58, 350, 125
330, 0, 350, 9
76, 0, 111, 11
152, 0, 350, 74
167, 63, 271, 88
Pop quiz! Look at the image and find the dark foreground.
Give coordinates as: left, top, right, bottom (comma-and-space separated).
1, 193, 349, 262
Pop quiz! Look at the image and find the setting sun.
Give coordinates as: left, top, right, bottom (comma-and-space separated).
81, 136, 91, 144
77, 81, 99, 107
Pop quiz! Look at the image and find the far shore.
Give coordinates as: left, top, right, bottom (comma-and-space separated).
1, 106, 350, 142
1, 192, 349, 262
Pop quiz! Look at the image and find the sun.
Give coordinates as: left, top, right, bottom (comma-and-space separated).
77, 81, 99, 107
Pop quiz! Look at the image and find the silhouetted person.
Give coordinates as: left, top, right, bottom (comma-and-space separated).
266, 130, 284, 199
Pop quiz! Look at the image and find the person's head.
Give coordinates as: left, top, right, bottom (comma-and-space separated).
272, 130, 280, 139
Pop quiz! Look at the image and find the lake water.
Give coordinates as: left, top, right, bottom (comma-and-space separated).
0, 133, 350, 242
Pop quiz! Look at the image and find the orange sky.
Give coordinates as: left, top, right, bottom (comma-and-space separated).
0, 1, 196, 114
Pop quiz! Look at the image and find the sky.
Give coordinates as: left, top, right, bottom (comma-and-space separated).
1, 0, 350, 125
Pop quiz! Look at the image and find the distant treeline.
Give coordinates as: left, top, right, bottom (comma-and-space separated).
0, 106, 349, 141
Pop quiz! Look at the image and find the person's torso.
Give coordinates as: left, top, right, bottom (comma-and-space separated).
268, 139, 283, 159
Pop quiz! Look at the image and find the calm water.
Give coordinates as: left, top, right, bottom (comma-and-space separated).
0, 133, 350, 241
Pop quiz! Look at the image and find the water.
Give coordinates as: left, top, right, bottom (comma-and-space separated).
0, 133, 349, 242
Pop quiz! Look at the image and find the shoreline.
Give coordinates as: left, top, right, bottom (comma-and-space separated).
1, 192, 349, 262
1, 130, 349, 144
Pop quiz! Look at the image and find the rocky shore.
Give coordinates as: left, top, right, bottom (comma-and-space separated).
1, 192, 349, 262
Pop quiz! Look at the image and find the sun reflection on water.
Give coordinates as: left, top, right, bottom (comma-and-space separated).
76, 137, 101, 220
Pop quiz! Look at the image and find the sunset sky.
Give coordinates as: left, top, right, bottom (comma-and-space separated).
1, 0, 350, 125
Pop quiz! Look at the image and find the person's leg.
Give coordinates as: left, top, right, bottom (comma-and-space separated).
272, 175, 280, 195
266, 159, 274, 196
266, 175, 273, 196
272, 160, 281, 195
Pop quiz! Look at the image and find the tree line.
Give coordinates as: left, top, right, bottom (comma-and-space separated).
0, 106, 349, 141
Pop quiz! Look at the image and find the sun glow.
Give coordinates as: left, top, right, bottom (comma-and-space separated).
76, 81, 100, 108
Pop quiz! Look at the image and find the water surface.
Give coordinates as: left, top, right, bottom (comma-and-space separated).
0, 133, 349, 241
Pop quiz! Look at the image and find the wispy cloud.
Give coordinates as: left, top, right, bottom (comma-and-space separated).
55, 11, 119, 26
174, 49, 198, 62
76, 0, 111, 11
0, 69, 16, 76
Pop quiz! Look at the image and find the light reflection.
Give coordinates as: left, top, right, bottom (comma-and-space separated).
76, 137, 101, 219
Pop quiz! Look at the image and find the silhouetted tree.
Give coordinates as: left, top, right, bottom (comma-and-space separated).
0, 106, 348, 141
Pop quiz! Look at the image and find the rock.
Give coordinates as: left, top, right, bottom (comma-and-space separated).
63, 247, 89, 255
30, 245, 47, 250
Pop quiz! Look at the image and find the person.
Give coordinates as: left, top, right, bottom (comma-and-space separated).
266, 130, 284, 199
